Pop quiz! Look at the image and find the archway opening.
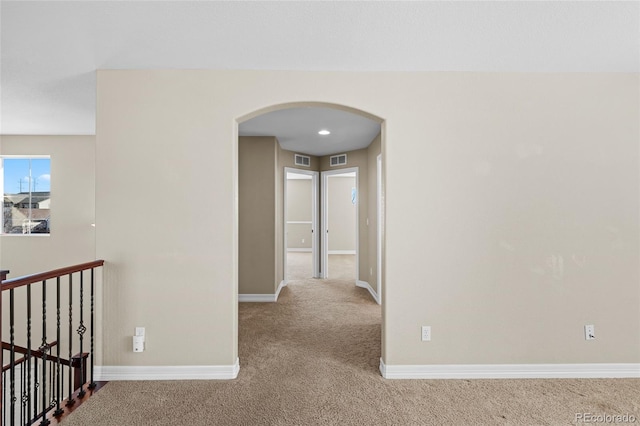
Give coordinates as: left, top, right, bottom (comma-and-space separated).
236, 102, 385, 373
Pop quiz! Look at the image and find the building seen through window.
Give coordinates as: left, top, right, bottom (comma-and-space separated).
1, 157, 51, 234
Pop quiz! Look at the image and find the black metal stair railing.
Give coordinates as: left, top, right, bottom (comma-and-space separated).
0, 260, 104, 426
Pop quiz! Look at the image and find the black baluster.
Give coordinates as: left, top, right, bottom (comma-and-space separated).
22, 358, 29, 426
27, 283, 33, 422
21, 361, 25, 426
60, 363, 65, 413
66, 273, 74, 407
53, 277, 63, 417
88, 268, 96, 390
3, 370, 6, 425
77, 271, 86, 399
49, 362, 54, 410
39, 280, 50, 426
10, 288, 16, 426
33, 355, 38, 421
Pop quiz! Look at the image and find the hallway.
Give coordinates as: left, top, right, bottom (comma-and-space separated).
287, 252, 356, 281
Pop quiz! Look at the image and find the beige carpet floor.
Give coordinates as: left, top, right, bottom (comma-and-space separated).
64, 260, 639, 425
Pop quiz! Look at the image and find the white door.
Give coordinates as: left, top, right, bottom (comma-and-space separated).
284, 168, 320, 280
320, 167, 359, 279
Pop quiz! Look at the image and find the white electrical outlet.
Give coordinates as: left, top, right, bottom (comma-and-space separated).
584, 324, 595, 340
133, 327, 146, 352
133, 335, 144, 352
421, 326, 431, 341
301, 239, 305, 243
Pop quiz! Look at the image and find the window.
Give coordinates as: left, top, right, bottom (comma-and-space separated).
1, 157, 51, 235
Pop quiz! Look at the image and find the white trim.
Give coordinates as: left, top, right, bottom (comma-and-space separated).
328, 250, 356, 255
376, 153, 383, 304
356, 280, 379, 304
275, 279, 287, 300
239, 281, 287, 302
95, 359, 240, 381
0, 154, 51, 159
287, 248, 312, 253
284, 167, 320, 280
321, 171, 328, 278
239, 293, 277, 302
287, 221, 312, 224
379, 358, 640, 379
321, 167, 359, 279
287, 173, 312, 180
311, 172, 319, 278
0, 234, 51, 238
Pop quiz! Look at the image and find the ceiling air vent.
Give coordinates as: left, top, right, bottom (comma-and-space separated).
294, 153, 311, 167
329, 153, 347, 167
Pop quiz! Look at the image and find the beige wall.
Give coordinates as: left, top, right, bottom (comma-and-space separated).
287, 179, 312, 222
239, 136, 277, 295
239, 139, 312, 295
327, 176, 356, 251
320, 148, 370, 284
0, 135, 96, 276
1, 136, 98, 363
97, 70, 639, 368
275, 145, 284, 286
286, 178, 312, 250
286, 224, 312, 250
279, 147, 321, 171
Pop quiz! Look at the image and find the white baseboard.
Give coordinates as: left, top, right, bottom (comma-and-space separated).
328, 250, 356, 255
379, 358, 640, 379
239, 293, 276, 302
287, 248, 312, 252
95, 358, 240, 381
239, 281, 287, 302
356, 280, 380, 304
275, 280, 287, 300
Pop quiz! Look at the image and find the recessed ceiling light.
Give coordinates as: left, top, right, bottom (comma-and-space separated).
318, 129, 331, 136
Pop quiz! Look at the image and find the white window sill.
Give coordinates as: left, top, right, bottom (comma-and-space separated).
0, 234, 51, 237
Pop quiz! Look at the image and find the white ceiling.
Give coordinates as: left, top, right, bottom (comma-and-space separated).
1, 1, 638, 136
239, 106, 380, 157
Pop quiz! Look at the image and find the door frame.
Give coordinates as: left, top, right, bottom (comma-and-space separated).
376, 154, 383, 303
320, 167, 359, 279
284, 167, 320, 281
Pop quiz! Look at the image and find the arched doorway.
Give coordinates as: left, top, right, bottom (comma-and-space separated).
236, 102, 385, 369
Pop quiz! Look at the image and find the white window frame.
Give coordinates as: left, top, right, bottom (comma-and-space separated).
1, 155, 51, 236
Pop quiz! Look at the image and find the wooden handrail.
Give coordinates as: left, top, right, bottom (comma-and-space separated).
1, 260, 104, 291
2, 340, 58, 357
3, 353, 31, 372
1, 341, 66, 372
1, 351, 88, 374
1, 260, 105, 423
